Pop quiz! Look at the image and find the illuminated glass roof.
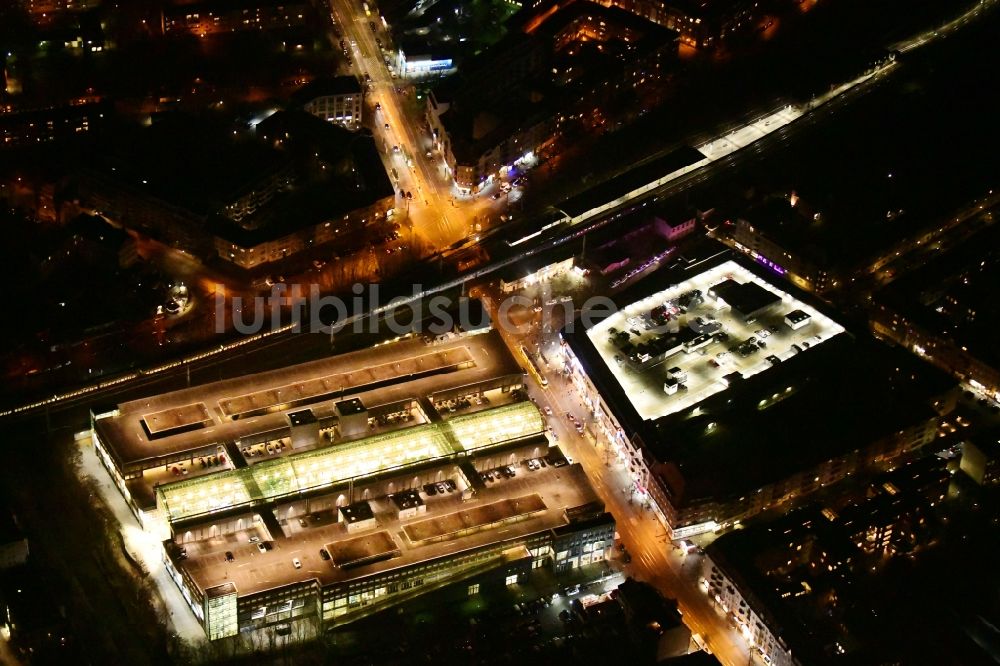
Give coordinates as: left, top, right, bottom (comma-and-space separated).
157, 401, 545, 523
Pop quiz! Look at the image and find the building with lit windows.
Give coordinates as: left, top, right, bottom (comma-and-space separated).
0, 101, 109, 149
21, 0, 102, 24
598, 0, 757, 48
701, 507, 857, 666
960, 428, 1000, 487
560, 251, 956, 538
395, 37, 457, 78
870, 224, 1000, 403
90, 331, 615, 637
77, 111, 393, 270
829, 456, 948, 556
291, 76, 364, 130
162, 0, 310, 36
427, 0, 677, 192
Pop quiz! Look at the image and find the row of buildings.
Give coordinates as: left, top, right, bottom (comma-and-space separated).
720, 188, 1000, 407
422, 0, 759, 192
90, 329, 616, 638
161, 0, 312, 36
870, 222, 1000, 406
75, 87, 391, 270
426, 0, 687, 192
698, 441, 999, 665
2, 73, 378, 271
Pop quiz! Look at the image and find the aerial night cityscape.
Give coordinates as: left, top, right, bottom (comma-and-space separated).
0, 0, 999, 665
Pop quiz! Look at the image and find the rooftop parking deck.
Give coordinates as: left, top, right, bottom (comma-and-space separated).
95, 330, 522, 469
586, 260, 845, 421
175, 460, 600, 599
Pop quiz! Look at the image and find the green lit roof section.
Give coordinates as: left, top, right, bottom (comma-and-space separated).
157, 467, 260, 523
156, 402, 544, 523
447, 401, 546, 451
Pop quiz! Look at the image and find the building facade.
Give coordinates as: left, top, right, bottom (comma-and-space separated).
293, 77, 364, 130
596, 0, 757, 48
213, 195, 393, 269
162, 0, 309, 36
871, 303, 1000, 403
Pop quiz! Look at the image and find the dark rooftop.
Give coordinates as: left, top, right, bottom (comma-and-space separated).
287, 409, 317, 427
290, 76, 362, 107
88, 113, 289, 217
877, 223, 1000, 370
649, 333, 953, 505
785, 309, 809, 325
708, 278, 780, 319
389, 489, 425, 511
335, 398, 367, 415
659, 651, 723, 665
216, 110, 394, 247
559, 145, 705, 218
339, 500, 375, 524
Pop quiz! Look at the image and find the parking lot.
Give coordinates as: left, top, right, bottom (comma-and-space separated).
173, 458, 601, 600
588, 260, 845, 420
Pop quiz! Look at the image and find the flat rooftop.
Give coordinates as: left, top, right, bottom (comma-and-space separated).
218, 347, 473, 420
142, 403, 212, 437
95, 330, 521, 468
287, 409, 317, 427
402, 494, 546, 542
649, 333, 954, 504
327, 531, 399, 568
335, 398, 366, 416
584, 259, 845, 421
175, 459, 602, 599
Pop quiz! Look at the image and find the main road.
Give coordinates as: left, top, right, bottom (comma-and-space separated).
324, 0, 483, 249
474, 284, 759, 665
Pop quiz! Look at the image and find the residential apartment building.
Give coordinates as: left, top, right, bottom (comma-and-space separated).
162, 0, 309, 36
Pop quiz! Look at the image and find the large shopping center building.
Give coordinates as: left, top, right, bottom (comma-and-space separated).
91, 329, 614, 639
560, 253, 957, 539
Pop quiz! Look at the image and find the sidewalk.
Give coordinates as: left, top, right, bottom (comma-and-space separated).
75, 432, 206, 644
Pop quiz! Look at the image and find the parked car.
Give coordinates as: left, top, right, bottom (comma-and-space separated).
292, 558, 302, 569
225, 551, 234, 562
320, 549, 331, 561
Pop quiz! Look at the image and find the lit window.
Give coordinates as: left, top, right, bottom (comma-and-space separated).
468, 584, 480, 596
505, 574, 518, 586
